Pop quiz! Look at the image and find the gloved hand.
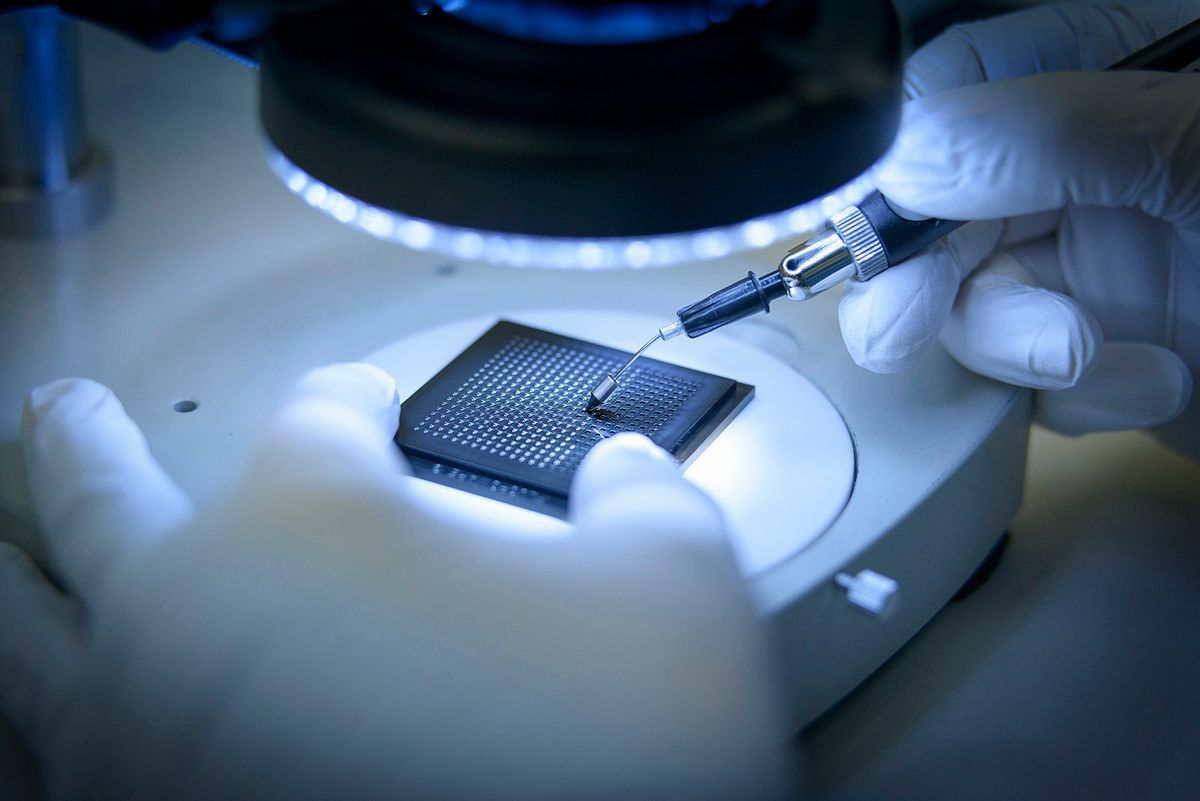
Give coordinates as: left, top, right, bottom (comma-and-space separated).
838, 0, 1199, 439
0, 365, 794, 800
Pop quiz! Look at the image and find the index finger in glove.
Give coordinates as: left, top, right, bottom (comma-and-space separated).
874, 71, 1200, 223
903, 1, 1193, 98
249, 363, 407, 492
20, 378, 193, 602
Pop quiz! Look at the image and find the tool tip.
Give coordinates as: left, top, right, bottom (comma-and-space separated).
587, 374, 619, 412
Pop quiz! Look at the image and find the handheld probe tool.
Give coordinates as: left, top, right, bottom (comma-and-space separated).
587, 17, 1200, 412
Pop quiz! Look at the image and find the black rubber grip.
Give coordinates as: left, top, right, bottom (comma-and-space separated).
676, 270, 788, 337
1110, 16, 1200, 71
857, 190, 965, 268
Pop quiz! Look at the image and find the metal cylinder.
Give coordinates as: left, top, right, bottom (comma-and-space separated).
779, 228, 857, 300
0, 8, 113, 237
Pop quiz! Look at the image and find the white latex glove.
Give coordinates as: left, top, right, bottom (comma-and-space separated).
1, 365, 795, 800
839, 0, 1198, 437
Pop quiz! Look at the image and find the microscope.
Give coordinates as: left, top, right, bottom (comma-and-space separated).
2, 1, 1029, 726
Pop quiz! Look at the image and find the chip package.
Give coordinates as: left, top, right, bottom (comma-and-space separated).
395, 321, 753, 517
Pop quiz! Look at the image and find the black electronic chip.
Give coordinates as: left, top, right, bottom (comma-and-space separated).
395, 321, 753, 517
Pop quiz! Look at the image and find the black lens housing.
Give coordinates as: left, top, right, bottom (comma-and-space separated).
259, 0, 902, 238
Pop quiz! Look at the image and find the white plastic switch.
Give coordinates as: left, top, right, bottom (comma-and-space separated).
834, 569, 899, 618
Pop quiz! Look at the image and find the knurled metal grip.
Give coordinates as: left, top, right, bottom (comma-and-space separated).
829, 205, 889, 281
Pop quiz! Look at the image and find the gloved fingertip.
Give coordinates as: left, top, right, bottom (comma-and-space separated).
22, 377, 118, 436
942, 254, 1102, 390
1039, 295, 1103, 389
297, 361, 396, 391
994, 283, 1102, 390
571, 433, 676, 501
281, 363, 402, 446
19, 375, 195, 599
1172, 361, 1195, 418
592, 431, 670, 460
1152, 359, 1196, 427
1036, 343, 1194, 435
570, 433, 726, 540
248, 362, 408, 489
838, 323, 913, 374
295, 362, 399, 412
